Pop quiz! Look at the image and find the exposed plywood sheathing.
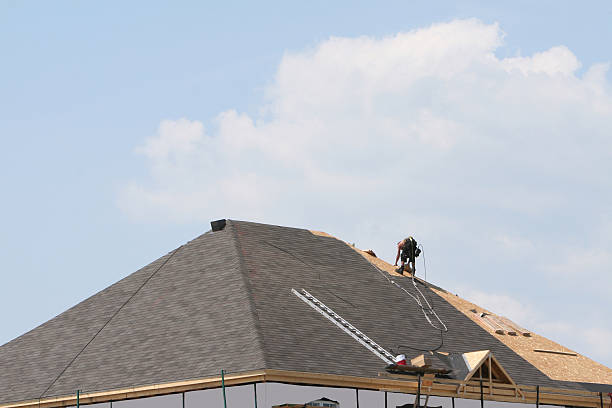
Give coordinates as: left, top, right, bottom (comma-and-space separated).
310, 230, 337, 239
431, 286, 612, 385
313, 231, 612, 386
463, 350, 490, 373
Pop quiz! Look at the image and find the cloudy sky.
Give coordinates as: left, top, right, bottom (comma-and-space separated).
2, 1, 611, 369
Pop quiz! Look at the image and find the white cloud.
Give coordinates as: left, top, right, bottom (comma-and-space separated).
502, 46, 581, 76
136, 119, 204, 161
542, 247, 612, 279
118, 18, 612, 366
493, 234, 535, 257
119, 19, 612, 223
455, 288, 534, 326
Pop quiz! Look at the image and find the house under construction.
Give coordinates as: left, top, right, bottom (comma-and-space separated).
1, 220, 611, 408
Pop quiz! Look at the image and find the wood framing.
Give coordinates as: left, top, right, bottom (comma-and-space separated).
458, 350, 522, 398
497, 316, 531, 337
488, 316, 517, 336
463, 351, 516, 386
534, 349, 578, 356
2, 369, 609, 408
410, 354, 432, 368
472, 311, 505, 334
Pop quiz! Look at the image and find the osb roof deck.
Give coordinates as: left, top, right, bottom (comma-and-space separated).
327, 234, 612, 386
1, 220, 611, 407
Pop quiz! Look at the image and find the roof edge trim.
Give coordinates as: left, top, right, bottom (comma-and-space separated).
4, 369, 607, 408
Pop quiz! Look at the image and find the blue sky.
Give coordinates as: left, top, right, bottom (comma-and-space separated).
2, 1, 612, 370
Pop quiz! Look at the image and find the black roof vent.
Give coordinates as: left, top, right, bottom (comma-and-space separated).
210, 219, 227, 232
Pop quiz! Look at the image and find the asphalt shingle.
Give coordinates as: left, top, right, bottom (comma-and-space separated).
0, 220, 601, 404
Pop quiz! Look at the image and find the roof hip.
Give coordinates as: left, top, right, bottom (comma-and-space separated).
228, 220, 270, 368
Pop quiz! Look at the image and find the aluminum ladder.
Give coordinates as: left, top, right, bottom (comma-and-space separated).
292, 288, 394, 364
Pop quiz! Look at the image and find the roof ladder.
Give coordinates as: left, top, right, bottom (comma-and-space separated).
292, 288, 394, 364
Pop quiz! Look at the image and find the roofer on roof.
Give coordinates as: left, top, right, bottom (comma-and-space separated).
394, 236, 421, 275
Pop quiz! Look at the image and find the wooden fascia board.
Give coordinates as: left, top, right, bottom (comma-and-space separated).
1, 369, 608, 408
0, 371, 267, 408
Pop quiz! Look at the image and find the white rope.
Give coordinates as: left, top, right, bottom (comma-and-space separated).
370, 262, 448, 332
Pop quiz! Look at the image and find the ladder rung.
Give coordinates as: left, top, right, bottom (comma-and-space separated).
294, 288, 393, 365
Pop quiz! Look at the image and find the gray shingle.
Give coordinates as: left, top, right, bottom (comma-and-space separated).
0, 220, 599, 404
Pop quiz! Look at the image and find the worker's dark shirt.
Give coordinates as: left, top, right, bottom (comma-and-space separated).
400, 238, 416, 262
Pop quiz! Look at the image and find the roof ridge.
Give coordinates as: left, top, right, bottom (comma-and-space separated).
227, 220, 269, 369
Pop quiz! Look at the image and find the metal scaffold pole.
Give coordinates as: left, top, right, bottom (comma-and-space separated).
416, 375, 421, 408
221, 370, 227, 408
254, 383, 258, 408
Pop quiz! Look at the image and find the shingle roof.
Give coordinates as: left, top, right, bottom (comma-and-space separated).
0, 220, 610, 405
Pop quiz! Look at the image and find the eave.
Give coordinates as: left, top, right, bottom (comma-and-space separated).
2, 369, 609, 408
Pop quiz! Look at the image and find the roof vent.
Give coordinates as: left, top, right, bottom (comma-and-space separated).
210, 219, 226, 232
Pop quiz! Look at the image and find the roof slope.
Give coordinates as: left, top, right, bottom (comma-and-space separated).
1, 220, 610, 405
0, 226, 266, 404
347, 242, 612, 385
